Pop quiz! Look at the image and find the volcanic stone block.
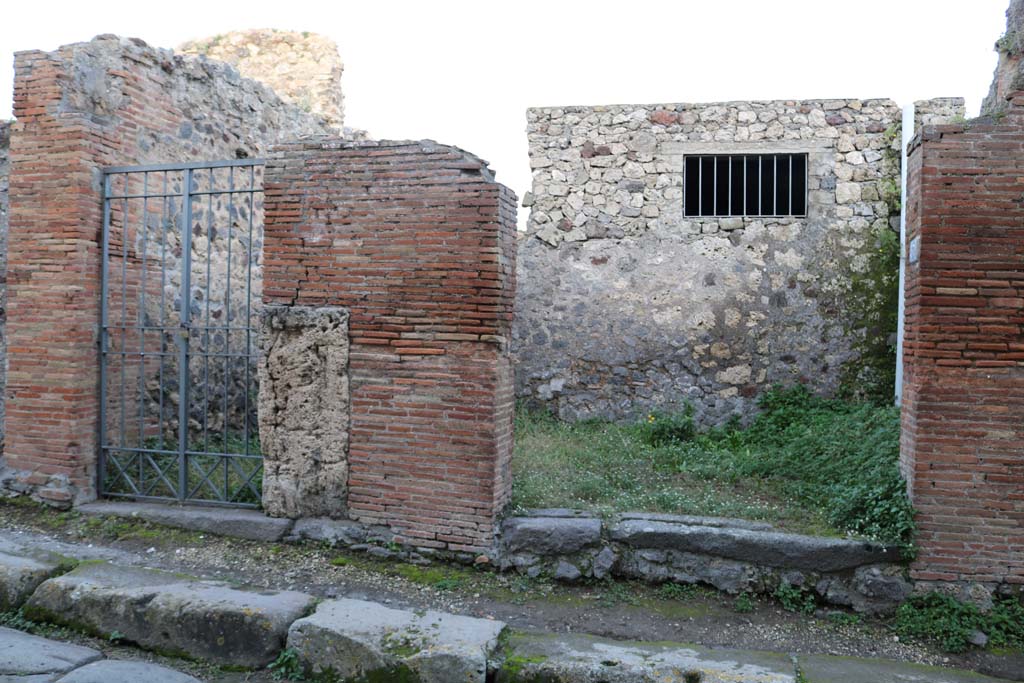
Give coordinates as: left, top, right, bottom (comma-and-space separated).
258, 305, 350, 519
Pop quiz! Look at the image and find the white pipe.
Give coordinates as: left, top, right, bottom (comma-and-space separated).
895, 103, 915, 406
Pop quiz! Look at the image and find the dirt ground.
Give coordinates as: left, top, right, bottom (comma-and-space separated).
1, 499, 1020, 681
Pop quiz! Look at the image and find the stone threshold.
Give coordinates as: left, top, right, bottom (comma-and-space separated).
75, 501, 911, 614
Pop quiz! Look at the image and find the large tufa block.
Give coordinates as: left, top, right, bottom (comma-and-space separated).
258, 305, 350, 519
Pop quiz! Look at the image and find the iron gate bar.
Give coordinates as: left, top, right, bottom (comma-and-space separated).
99, 159, 265, 507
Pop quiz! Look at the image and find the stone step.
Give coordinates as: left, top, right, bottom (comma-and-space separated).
24, 562, 315, 667
76, 501, 293, 542
287, 597, 507, 683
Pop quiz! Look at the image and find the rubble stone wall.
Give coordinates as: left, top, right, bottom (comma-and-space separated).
179, 29, 346, 131
0, 122, 9, 454
517, 98, 963, 424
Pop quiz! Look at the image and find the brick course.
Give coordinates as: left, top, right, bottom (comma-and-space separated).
263, 139, 517, 553
900, 93, 1024, 590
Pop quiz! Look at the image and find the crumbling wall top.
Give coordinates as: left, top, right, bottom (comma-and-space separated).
180, 29, 346, 132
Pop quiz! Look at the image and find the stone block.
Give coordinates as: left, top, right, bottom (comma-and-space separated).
25, 563, 315, 667
0, 551, 64, 611
609, 519, 897, 572
57, 661, 201, 683
0, 627, 100, 679
288, 598, 506, 683
501, 516, 602, 555
75, 502, 293, 542
259, 305, 350, 519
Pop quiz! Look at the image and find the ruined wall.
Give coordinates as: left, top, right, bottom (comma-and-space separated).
517, 98, 963, 424
2, 36, 328, 504
982, 0, 1024, 116
900, 101, 1024, 597
180, 29, 345, 131
263, 138, 517, 553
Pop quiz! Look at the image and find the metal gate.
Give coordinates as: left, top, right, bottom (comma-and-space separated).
99, 160, 264, 506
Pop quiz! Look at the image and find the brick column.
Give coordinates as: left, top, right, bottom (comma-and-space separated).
900, 94, 1024, 592
263, 139, 517, 554
2, 51, 108, 505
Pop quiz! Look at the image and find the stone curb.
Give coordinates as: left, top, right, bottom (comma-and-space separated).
24, 562, 315, 667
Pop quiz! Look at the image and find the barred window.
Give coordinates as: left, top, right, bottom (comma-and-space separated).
683, 153, 807, 217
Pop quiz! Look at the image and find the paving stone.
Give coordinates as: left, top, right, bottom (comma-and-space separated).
501, 516, 602, 555
0, 628, 100, 679
288, 597, 506, 683
0, 552, 64, 611
616, 512, 774, 532
76, 501, 293, 542
56, 660, 201, 683
25, 562, 314, 667
610, 519, 897, 572
496, 631, 794, 682
796, 653, 1012, 682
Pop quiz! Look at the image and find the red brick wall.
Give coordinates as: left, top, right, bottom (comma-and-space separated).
263, 139, 517, 553
900, 94, 1024, 589
3, 37, 325, 505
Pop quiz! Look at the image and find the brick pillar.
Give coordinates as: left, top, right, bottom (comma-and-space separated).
263, 139, 517, 554
900, 94, 1024, 592
1, 51, 108, 505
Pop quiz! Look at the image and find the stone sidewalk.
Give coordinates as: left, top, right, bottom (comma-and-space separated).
0, 527, 1017, 682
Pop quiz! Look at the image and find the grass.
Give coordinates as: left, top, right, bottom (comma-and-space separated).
894, 592, 1024, 653
512, 385, 914, 553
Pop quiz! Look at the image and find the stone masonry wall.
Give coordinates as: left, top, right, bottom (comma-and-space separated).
180, 29, 346, 132
900, 96, 1024, 598
982, 0, 1024, 116
517, 98, 963, 424
263, 138, 517, 553
1, 35, 328, 505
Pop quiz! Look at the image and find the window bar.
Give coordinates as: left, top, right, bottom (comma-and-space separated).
758, 156, 762, 216
786, 153, 794, 215
728, 156, 732, 217
773, 155, 778, 216
698, 158, 703, 216
713, 158, 718, 216
743, 155, 747, 217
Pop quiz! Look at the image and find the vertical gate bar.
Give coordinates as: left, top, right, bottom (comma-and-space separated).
788, 155, 793, 215
223, 166, 234, 468
177, 167, 193, 501
98, 173, 112, 495
758, 156, 762, 215
728, 156, 732, 217
203, 169, 213, 455
120, 190, 128, 452
158, 172, 168, 451
137, 172, 148, 449
243, 165, 255, 458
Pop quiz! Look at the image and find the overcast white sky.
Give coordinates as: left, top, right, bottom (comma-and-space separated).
0, 0, 1011, 204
